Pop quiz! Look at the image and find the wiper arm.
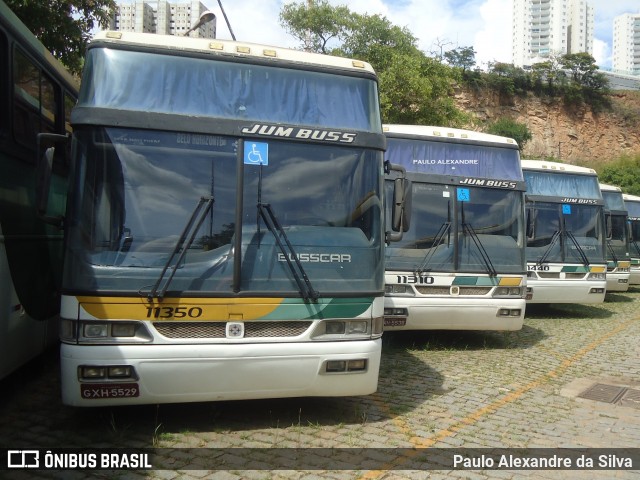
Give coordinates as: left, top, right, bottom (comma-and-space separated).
606, 240, 618, 263
416, 222, 451, 273
148, 196, 214, 301
258, 202, 319, 303
462, 222, 497, 276
565, 230, 590, 265
537, 230, 561, 266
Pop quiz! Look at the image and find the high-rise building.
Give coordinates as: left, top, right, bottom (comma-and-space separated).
512, 0, 594, 68
110, 1, 216, 38
612, 13, 640, 76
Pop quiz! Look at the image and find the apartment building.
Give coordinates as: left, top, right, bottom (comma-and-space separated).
110, 1, 216, 38
512, 0, 594, 68
613, 13, 640, 76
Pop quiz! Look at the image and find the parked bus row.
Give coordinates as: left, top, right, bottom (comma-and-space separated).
1, 1, 636, 407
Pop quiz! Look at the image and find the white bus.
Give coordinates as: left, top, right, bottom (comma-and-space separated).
599, 183, 631, 292
383, 125, 526, 331
0, 1, 78, 379
622, 193, 640, 285
38, 31, 406, 406
522, 160, 607, 304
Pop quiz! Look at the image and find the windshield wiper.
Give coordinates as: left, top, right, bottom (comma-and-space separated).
416, 221, 451, 274
258, 202, 319, 303
461, 221, 497, 276
460, 203, 496, 276
537, 230, 561, 266
565, 230, 590, 265
606, 240, 618, 264
147, 196, 214, 301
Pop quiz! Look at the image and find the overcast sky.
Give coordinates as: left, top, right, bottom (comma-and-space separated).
122, 1, 640, 69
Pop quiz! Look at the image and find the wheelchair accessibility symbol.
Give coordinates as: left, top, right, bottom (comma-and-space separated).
244, 141, 269, 166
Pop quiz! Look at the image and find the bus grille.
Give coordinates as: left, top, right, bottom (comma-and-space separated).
537, 272, 561, 279
415, 286, 492, 295
415, 286, 450, 295
153, 321, 313, 339
564, 272, 587, 279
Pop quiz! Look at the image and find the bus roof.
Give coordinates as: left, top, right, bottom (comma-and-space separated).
599, 183, 622, 193
623, 193, 640, 202
383, 124, 518, 147
521, 159, 597, 176
91, 30, 376, 74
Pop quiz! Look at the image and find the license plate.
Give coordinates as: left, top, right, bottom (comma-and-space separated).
384, 318, 406, 327
81, 383, 140, 399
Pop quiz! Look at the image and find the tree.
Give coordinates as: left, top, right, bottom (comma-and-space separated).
5, 0, 116, 75
279, 1, 467, 127
560, 52, 600, 87
443, 46, 476, 72
279, 0, 353, 54
485, 118, 532, 150
597, 156, 640, 196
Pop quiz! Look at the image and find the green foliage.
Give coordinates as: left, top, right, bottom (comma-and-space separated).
596, 155, 640, 196
443, 46, 476, 72
475, 53, 611, 111
279, 1, 467, 127
5, 0, 116, 75
279, 0, 353, 54
485, 118, 532, 150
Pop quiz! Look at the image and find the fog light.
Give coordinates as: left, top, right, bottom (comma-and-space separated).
590, 288, 605, 294
498, 308, 510, 316
326, 322, 345, 334
510, 309, 522, 317
326, 360, 346, 372
347, 359, 367, 371
112, 323, 136, 337
80, 366, 106, 379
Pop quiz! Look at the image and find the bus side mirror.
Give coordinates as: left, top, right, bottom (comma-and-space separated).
526, 209, 535, 240
36, 132, 69, 229
605, 214, 612, 240
385, 161, 411, 243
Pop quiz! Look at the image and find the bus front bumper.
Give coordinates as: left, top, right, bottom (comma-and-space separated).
525, 279, 607, 304
383, 296, 525, 331
60, 339, 381, 406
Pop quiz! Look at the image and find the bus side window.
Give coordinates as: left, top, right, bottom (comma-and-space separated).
13, 47, 57, 152
0, 30, 6, 135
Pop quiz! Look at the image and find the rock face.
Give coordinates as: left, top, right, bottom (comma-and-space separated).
454, 89, 640, 165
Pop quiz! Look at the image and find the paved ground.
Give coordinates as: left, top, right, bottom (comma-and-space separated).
2, 289, 640, 479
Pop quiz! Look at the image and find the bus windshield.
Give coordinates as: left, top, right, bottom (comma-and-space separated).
64, 127, 383, 296
385, 182, 524, 273
526, 202, 605, 263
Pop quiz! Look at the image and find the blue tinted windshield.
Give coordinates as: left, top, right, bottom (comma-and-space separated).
524, 170, 601, 199
385, 138, 522, 180
79, 48, 380, 132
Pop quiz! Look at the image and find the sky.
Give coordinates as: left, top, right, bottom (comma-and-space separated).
121, 1, 640, 70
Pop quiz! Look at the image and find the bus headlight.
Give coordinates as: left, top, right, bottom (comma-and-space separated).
60, 320, 153, 344
312, 319, 380, 340
385, 284, 414, 295
493, 287, 522, 297
587, 272, 606, 281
